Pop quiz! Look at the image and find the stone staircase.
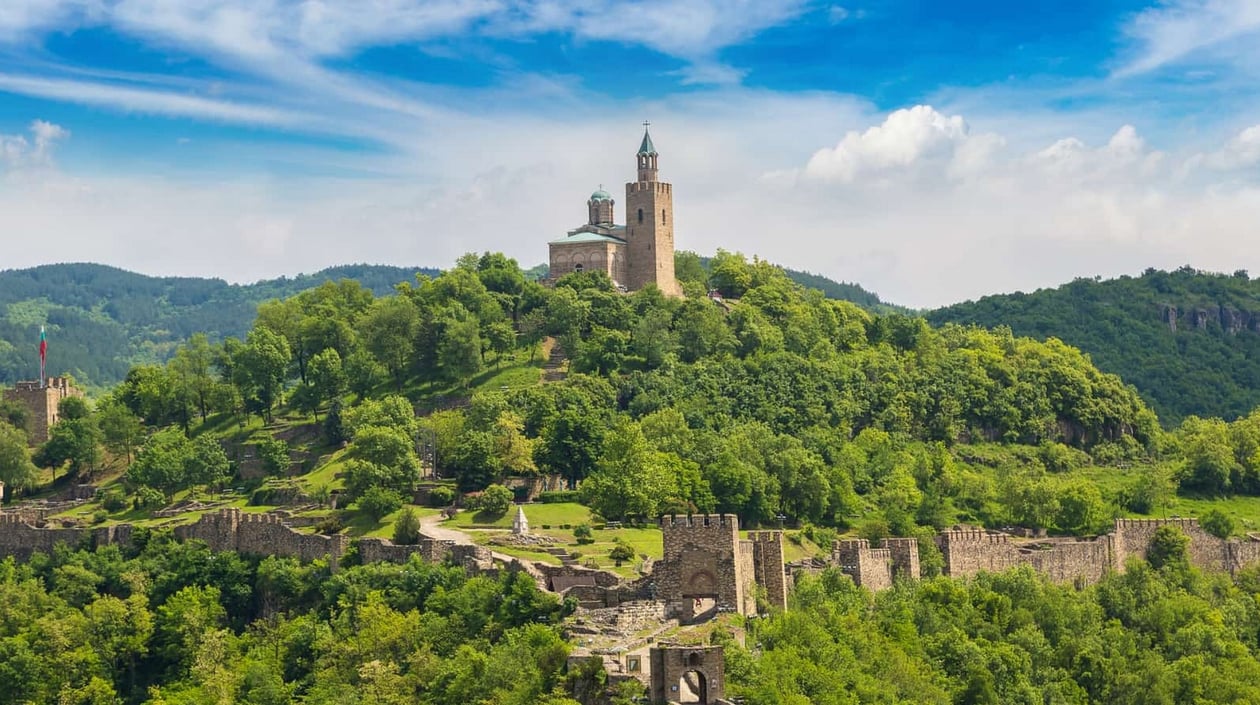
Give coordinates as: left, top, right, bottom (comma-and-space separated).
544, 546, 578, 566
542, 339, 567, 383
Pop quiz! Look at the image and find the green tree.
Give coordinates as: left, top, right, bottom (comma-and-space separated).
358, 487, 405, 522
1200, 509, 1235, 539
360, 296, 419, 390
0, 422, 39, 497
392, 506, 422, 545
96, 396, 145, 465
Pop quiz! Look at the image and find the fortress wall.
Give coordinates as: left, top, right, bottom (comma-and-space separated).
749, 531, 788, 610
1112, 518, 1229, 572
657, 514, 744, 614
881, 538, 922, 581
833, 539, 893, 591
0, 514, 131, 560
357, 536, 452, 565
736, 540, 757, 615
936, 529, 1023, 576
174, 509, 348, 566
1021, 538, 1113, 584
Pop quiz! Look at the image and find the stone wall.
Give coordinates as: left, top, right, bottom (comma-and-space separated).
2, 377, 84, 444
648, 644, 725, 705
833, 539, 893, 590
883, 537, 922, 581
0, 514, 131, 560
748, 531, 788, 610
657, 514, 745, 617
548, 240, 627, 285
1111, 518, 1229, 571
173, 509, 349, 566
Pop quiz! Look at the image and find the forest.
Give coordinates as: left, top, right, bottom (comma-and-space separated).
7, 252, 1260, 703
0, 263, 437, 393
929, 266, 1260, 425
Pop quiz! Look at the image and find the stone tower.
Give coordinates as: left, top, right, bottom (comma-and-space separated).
624, 127, 680, 296
2, 377, 84, 444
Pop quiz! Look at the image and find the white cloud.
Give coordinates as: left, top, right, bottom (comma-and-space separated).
1115, 0, 1260, 77
0, 119, 69, 169
802, 105, 984, 184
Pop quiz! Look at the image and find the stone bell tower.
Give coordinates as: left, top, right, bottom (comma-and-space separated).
625, 124, 680, 296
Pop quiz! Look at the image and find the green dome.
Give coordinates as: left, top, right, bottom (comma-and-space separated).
590, 189, 612, 201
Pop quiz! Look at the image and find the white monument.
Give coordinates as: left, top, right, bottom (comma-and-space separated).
512, 505, 529, 535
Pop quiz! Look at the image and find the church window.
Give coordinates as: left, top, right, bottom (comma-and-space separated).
637, 208, 644, 224
574, 263, 584, 273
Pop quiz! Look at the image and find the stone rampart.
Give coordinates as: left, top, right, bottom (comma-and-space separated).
1111, 518, 1229, 571
0, 514, 132, 560
173, 509, 349, 566
833, 539, 893, 590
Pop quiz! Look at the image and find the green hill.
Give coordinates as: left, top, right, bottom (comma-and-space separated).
928, 266, 1260, 424
0, 262, 437, 391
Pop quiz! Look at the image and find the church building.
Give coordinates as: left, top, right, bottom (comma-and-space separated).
548, 127, 680, 296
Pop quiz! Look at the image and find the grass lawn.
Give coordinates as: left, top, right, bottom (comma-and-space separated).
448, 502, 595, 529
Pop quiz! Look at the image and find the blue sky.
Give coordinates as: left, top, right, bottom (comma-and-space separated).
1, 0, 1259, 307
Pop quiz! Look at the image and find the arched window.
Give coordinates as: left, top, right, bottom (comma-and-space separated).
662, 208, 667, 224
573, 263, 584, 273
637, 208, 644, 224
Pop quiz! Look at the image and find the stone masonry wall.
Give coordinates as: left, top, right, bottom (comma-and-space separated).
833, 539, 893, 591
749, 531, 788, 610
658, 514, 745, 616
1111, 518, 1229, 572
883, 537, 922, 580
0, 514, 131, 560
173, 509, 348, 566
2, 377, 84, 444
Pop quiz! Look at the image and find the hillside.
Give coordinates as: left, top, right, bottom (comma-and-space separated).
928, 267, 1260, 424
0, 262, 438, 391
0, 256, 897, 392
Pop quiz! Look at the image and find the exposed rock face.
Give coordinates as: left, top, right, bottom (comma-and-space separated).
1161, 304, 1178, 332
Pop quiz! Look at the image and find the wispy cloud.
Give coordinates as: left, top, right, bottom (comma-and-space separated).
0, 73, 303, 126
1115, 0, 1260, 77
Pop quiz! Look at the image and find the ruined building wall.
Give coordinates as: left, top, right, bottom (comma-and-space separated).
1021, 538, 1113, 584
882, 537, 922, 581
749, 531, 788, 610
936, 528, 1024, 576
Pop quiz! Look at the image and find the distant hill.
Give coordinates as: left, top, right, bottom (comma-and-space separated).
928, 267, 1260, 424
0, 263, 437, 392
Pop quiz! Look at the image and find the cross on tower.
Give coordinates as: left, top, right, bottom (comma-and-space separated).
643, 120, 650, 128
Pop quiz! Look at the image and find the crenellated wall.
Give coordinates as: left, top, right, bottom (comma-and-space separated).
833, 539, 893, 590
657, 514, 745, 618
173, 509, 349, 566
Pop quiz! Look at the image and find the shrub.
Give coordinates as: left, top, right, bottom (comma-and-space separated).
91, 509, 108, 525
314, 515, 345, 535
609, 539, 635, 562
256, 437, 291, 476
429, 486, 456, 507
358, 487, 405, 522
573, 523, 594, 544
537, 490, 580, 504
1201, 509, 1235, 539
133, 486, 165, 510
471, 484, 513, 516
393, 506, 422, 545
100, 491, 128, 513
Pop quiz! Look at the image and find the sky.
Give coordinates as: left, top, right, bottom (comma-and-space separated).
1, 1, 1259, 308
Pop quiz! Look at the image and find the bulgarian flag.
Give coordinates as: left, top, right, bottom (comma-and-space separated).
39, 326, 46, 386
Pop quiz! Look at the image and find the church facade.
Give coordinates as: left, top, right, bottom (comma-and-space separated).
548, 127, 680, 296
